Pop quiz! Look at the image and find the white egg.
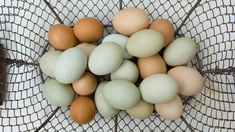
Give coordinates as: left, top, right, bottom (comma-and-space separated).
103, 80, 140, 110
95, 82, 119, 118
54, 47, 87, 84
42, 79, 75, 107
111, 60, 139, 83
139, 74, 179, 104
163, 37, 197, 66
39, 50, 62, 78
88, 42, 123, 75
102, 34, 132, 59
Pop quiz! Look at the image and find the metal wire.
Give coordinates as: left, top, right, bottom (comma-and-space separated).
0, 0, 234, 131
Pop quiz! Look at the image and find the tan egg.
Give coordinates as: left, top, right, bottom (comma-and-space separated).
76, 43, 97, 57
48, 24, 78, 50
167, 66, 204, 96
74, 17, 104, 42
72, 72, 97, 96
150, 19, 174, 46
112, 7, 149, 36
155, 95, 183, 120
138, 54, 167, 79
126, 100, 154, 120
70, 97, 96, 124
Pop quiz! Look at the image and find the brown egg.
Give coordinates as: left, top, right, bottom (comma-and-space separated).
73, 17, 104, 42
138, 54, 167, 79
70, 97, 96, 124
48, 24, 78, 50
72, 72, 97, 96
150, 19, 174, 46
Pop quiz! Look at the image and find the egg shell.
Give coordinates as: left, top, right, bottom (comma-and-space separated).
76, 43, 97, 57
155, 95, 183, 120
111, 60, 139, 83
88, 42, 123, 75
42, 79, 75, 107
74, 17, 104, 42
103, 80, 140, 110
163, 37, 197, 66
126, 100, 153, 120
138, 54, 167, 79
72, 72, 97, 96
168, 66, 204, 96
95, 82, 119, 117
112, 7, 149, 36
150, 19, 174, 46
70, 97, 96, 124
54, 47, 87, 84
39, 50, 62, 78
139, 74, 179, 104
126, 29, 164, 57
102, 34, 132, 59
48, 24, 78, 50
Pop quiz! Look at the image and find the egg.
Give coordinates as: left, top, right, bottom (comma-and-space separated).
76, 43, 97, 57
102, 34, 132, 59
150, 19, 174, 46
39, 50, 62, 78
73, 17, 104, 42
112, 7, 149, 36
42, 79, 75, 107
70, 97, 96, 124
137, 54, 167, 79
95, 82, 119, 117
88, 42, 123, 75
111, 60, 139, 83
126, 100, 153, 120
163, 37, 197, 66
168, 66, 204, 96
139, 74, 179, 104
72, 72, 97, 96
48, 24, 78, 50
103, 80, 140, 110
155, 95, 183, 120
126, 29, 164, 57
54, 47, 87, 84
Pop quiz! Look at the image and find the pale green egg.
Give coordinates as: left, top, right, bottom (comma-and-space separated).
95, 82, 119, 118
42, 79, 75, 107
103, 80, 140, 110
163, 37, 197, 66
139, 74, 179, 104
54, 47, 87, 84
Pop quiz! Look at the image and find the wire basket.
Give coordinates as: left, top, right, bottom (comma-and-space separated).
0, 0, 234, 131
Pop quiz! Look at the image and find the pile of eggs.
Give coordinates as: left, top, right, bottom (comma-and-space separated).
39, 7, 204, 124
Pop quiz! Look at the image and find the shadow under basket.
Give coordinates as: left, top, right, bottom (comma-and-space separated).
0, 0, 235, 131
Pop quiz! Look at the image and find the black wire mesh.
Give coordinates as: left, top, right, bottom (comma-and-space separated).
0, 0, 234, 131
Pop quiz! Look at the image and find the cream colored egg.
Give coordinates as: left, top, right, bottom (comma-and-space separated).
95, 82, 119, 118
163, 37, 197, 66
155, 95, 183, 120
168, 66, 204, 96
39, 50, 62, 78
54, 47, 87, 84
139, 74, 179, 104
126, 100, 153, 120
111, 60, 139, 83
126, 29, 164, 57
76, 43, 97, 57
88, 42, 123, 75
